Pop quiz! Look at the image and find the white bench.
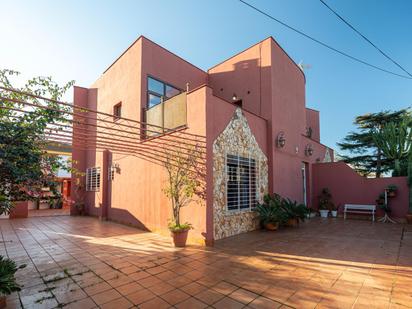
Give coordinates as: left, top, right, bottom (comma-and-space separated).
344, 204, 376, 222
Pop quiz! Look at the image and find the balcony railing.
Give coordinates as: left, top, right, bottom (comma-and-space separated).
144, 92, 187, 138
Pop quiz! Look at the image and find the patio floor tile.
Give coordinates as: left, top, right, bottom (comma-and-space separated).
139, 296, 171, 309
2, 216, 412, 309
161, 289, 191, 305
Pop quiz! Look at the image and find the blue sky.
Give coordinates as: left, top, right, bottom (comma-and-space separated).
1, 0, 411, 151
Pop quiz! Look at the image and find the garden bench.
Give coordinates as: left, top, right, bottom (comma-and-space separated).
344, 204, 376, 222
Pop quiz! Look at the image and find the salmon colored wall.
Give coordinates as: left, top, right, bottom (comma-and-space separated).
208, 38, 272, 118
312, 162, 408, 219
73, 35, 334, 243
140, 37, 207, 112
74, 37, 209, 244
208, 37, 330, 205
305, 108, 320, 142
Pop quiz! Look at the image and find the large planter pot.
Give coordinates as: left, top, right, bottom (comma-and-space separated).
286, 218, 298, 227
319, 210, 329, 218
406, 214, 412, 224
331, 210, 338, 217
264, 222, 279, 231
171, 230, 189, 247
0, 296, 6, 309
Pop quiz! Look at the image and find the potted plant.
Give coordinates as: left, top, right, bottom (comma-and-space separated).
255, 194, 288, 230
168, 222, 193, 246
330, 203, 338, 217
307, 208, 317, 218
163, 145, 204, 247
280, 198, 308, 226
318, 188, 332, 218
0, 256, 25, 308
386, 184, 398, 197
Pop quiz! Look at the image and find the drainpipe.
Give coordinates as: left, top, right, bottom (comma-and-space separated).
101, 150, 112, 221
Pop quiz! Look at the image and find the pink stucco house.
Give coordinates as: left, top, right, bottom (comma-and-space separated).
72, 36, 333, 245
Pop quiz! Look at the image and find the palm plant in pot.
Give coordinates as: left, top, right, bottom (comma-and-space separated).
330, 203, 338, 217
0, 256, 25, 308
318, 188, 332, 218
163, 144, 204, 247
280, 198, 308, 226
255, 194, 288, 230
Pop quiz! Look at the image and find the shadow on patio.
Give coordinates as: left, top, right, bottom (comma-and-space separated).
1, 216, 412, 308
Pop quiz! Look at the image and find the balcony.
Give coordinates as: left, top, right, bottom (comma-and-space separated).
144, 92, 187, 137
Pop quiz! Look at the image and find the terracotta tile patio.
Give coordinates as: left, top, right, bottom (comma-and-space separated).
1, 216, 412, 308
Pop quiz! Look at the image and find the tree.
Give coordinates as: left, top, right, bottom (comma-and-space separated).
372, 120, 412, 216
338, 109, 410, 177
0, 69, 74, 214
162, 144, 205, 229
372, 120, 412, 176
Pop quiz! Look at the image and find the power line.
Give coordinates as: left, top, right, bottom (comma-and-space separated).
319, 0, 412, 78
238, 0, 412, 80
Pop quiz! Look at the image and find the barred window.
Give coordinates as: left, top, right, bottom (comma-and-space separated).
86, 167, 101, 192
226, 154, 257, 211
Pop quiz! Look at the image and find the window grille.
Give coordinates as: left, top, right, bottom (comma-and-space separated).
86, 167, 101, 191
226, 154, 257, 211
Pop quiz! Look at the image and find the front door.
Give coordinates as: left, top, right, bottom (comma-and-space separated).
301, 162, 308, 206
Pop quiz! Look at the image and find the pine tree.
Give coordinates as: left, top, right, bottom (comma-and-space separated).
338, 109, 410, 177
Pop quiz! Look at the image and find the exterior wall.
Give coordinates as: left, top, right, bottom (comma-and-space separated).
208, 37, 331, 208
73, 35, 333, 243
312, 162, 408, 219
140, 37, 207, 112
212, 107, 268, 240
305, 108, 320, 142
73, 37, 209, 244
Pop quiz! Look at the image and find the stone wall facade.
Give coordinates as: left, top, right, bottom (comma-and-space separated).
213, 108, 268, 240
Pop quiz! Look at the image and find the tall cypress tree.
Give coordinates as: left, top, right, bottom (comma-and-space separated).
338, 109, 410, 177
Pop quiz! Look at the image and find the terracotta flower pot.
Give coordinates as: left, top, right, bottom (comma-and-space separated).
171, 229, 189, 247
388, 192, 396, 197
287, 218, 298, 227
0, 296, 6, 309
406, 213, 412, 225
264, 222, 279, 231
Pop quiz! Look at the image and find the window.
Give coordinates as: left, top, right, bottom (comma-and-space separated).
113, 102, 122, 120
226, 154, 257, 211
147, 76, 181, 108
86, 167, 101, 191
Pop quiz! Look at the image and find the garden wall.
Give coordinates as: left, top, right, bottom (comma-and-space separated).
312, 162, 408, 219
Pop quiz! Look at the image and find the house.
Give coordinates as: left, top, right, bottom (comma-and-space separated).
72, 36, 333, 245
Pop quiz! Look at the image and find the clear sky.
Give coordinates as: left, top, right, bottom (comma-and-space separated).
1, 0, 411, 151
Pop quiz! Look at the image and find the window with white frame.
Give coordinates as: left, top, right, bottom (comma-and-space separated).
226, 154, 257, 211
86, 167, 101, 191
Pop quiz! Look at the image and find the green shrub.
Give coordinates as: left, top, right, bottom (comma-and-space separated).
256, 193, 307, 226
168, 222, 193, 233
0, 256, 25, 296
280, 198, 309, 223
256, 194, 288, 225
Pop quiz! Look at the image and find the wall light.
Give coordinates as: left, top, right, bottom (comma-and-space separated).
305, 144, 314, 156
276, 131, 286, 148
232, 93, 238, 101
